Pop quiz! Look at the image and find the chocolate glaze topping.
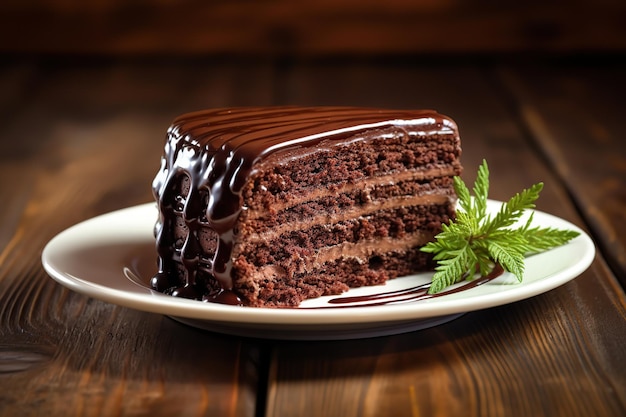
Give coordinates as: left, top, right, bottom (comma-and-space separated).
151, 107, 458, 302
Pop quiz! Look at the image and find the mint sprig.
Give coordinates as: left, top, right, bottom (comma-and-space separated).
421, 160, 580, 293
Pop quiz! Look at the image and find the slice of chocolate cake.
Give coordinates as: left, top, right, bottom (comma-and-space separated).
151, 107, 462, 307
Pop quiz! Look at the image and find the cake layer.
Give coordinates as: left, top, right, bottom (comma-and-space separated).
246, 127, 459, 199
243, 167, 458, 218
232, 247, 434, 307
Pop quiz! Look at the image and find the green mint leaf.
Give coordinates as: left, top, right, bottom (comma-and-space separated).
520, 226, 582, 254
483, 182, 543, 234
429, 243, 476, 293
473, 159, 489, 219
422, 160, 580, 294
485, 239, 525, 282
453, 175, 472, 215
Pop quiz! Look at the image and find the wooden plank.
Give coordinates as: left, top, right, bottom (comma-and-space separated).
0, 60, 273, 416
1, 1, 625, 55
497, 64, 626, 286
263, 61, 626, 417
266, 268, 626, 417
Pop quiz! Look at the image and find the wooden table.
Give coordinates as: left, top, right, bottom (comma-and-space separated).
0, 57, 624, 417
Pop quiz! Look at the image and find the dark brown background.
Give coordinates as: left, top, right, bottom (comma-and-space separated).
2, 0, 626, 56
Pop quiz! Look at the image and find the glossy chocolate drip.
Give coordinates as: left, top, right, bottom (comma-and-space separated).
151, 107, 459, 301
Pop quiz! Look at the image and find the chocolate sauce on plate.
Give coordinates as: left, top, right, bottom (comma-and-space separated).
322, 264, 505, 308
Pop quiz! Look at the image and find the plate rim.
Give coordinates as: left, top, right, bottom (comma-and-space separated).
41, 201, 595, 327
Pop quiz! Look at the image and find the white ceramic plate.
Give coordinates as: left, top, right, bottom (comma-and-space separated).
42, 201, 594, 340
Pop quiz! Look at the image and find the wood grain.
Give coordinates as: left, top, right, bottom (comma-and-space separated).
0, 58, 625, 417
266, 268, 626, 417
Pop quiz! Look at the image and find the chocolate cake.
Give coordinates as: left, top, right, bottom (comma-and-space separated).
151, 107, 462, 307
